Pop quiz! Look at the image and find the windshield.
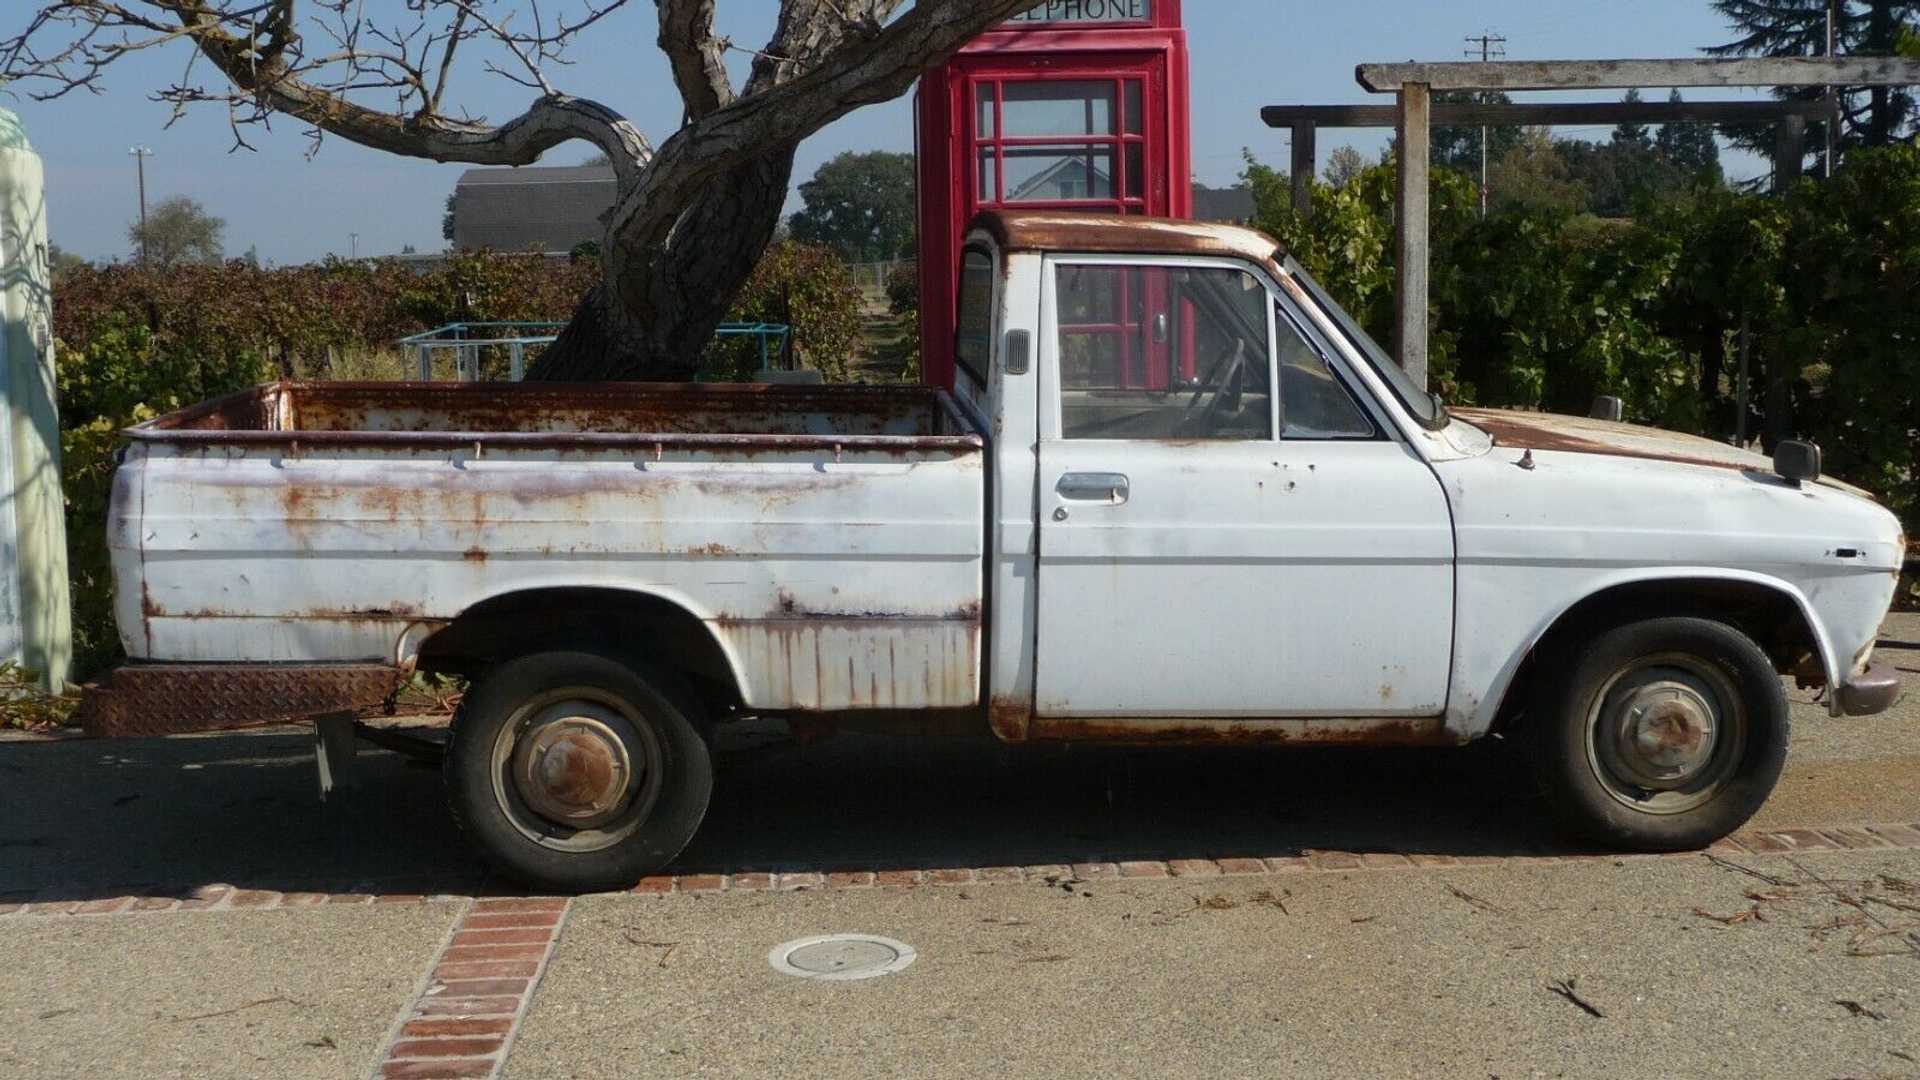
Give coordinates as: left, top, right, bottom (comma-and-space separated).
1284, 258, 1448, 429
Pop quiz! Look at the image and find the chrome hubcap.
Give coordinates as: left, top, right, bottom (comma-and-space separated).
490, 689, 662, 853
1586, 654, 1746, 815
512, 713, 636, 830
1604, 677, 1720, 790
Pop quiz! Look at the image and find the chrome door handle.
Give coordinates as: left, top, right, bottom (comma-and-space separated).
1057, 473, 1131, 505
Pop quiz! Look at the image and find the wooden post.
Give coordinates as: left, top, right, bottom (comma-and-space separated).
1773, 114, 1807, 194
1395, 82, 1431, 388
1290, 121, 1317, 219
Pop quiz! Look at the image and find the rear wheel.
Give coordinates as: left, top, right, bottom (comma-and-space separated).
1530, 617, 1789, 852
445, 651, 712, 892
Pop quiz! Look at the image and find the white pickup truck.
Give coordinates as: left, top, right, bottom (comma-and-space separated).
82, 213, 1905, 891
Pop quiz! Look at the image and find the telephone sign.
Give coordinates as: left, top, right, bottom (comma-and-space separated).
1009, 0, 1152, 24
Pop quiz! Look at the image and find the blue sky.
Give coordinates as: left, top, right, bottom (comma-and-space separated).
13, 0, 1766, 265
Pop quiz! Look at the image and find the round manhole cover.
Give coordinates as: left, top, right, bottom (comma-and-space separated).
769, 934, 917, 982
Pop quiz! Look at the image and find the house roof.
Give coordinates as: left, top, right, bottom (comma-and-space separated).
1192, 184, 1255, 224
452, 165, 616, 254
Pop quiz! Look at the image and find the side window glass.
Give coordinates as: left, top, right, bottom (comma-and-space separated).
1056, 264, 1273, 441
955, 249, 995, 386
1275, 308, 1376, 440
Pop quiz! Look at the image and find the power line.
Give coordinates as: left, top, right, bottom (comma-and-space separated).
1464, 31, 1507, 218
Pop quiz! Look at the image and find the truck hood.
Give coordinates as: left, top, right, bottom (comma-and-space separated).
1451, 407, 1873, 498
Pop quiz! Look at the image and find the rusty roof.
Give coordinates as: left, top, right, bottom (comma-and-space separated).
969, 211, 1285, 265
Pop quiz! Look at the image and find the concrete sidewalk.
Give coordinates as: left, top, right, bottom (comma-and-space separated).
512, 851, 1920, 1079
0, 902, 459, 1079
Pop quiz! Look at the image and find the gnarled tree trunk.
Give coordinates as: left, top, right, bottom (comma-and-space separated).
535, 145, 797, 381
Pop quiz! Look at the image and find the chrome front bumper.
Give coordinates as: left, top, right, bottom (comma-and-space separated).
1838, 662, 1903, 718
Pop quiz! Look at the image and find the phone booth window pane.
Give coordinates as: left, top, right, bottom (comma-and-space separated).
1124, 81, 1144, 135
1058, 265, 1131, 326
1124, 144, 1145, 199
975, 84, 997, 138
1004, 81, 1117, 137
1006, 146, 1115, 202
977, 149, 998, 203
1058, 266, 1275, 442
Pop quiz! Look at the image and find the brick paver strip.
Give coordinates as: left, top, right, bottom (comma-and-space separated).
403, 1018, 516, 1039
1169, 859, 1224, 878
373, 898, 571, 1080
1774, 829, 1841, 851
441, 945, 551, 964
412, 997, 522, 1018
1868, 823, 1920, 846
6, 819, 1917, 935
380, 1059, 496, 1079
1821, 827, 1893, 850
1734, 831, 1793, 853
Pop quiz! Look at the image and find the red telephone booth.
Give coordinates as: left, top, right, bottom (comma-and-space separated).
916, 1, 1191, 392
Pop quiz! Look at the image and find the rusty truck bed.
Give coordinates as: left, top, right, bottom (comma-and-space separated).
84, 381, 989, 737
131, 380, 984, 452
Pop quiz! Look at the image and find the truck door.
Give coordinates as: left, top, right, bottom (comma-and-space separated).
1033, 256, 1456, 720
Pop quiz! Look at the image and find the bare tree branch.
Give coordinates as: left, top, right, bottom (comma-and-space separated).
656, 0, 732, 118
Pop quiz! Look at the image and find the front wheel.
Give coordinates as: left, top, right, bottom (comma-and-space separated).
445, 651, 713, 892
1531, 617, 1789, 852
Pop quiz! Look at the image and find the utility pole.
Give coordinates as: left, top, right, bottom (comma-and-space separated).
128, 146, 152, 265
1824, 0, 1838, 179
1463, 31, 1507, 218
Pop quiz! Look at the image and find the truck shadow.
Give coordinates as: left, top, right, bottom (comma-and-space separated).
0, 726, 1583, 904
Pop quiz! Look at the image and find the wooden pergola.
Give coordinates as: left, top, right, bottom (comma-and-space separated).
1266, 57, 1920, 388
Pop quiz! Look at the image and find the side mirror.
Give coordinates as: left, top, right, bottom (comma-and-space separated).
1589, 396, 1625, 422
1774, 440, 1823, 486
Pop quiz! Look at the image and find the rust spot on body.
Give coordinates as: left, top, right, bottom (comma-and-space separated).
1024, 716, 1459, 748
989, 698, 1033, 743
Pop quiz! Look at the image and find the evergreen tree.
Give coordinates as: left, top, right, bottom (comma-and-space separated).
1613, 89, 1653, 148
1656, 91, 1726, 187
1709, 0, 1920, 169
1431, 91, 1524, 176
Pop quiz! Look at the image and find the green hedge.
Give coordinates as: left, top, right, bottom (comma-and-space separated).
53, 244, 863, 678
1246, 144, 1920, 532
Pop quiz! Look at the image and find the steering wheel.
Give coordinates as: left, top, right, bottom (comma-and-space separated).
1181, 339, 1249, 437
